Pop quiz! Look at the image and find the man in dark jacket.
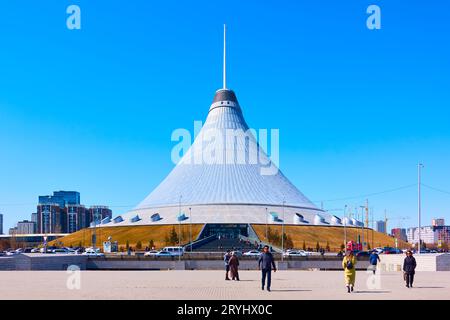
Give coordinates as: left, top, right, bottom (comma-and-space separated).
258, 245, 276, 292
403, 250, 417, 288
369, 250, 381, 274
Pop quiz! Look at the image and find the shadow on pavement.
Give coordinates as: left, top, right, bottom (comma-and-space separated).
270, 289, 312, 292
354, 290, 391, 294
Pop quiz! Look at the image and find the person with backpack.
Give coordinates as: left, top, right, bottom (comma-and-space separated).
223, 249, 232, 280
369, 250, 381, 274
342, 250, 357, 293
403, 250, 417, 288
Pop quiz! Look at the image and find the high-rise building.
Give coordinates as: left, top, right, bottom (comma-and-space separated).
391, 228, 407, 242
0, 213, 3, 235
37, 204, 63, 234
66, 205, 88, 233
39, 191, 80, 208
31, 212, 38, 225
17, 220, 36, 234
432, 218, 445, 227
375, 220, 386, 233
8, 227, 17, 235
89, 206, 112, 225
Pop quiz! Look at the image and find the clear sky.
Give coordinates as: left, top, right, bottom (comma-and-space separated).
0, 0, 449, 232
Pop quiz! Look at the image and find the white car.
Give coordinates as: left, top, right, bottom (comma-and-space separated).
283, 250, 307, 257
155, 250, 174, 257
162, 246, 184, 256
243, 250, 262, 257
144, 250, 159, 256
52, 248, 70, 254
5, 251, 16, 256
30, 248, 40, 253
83, 248, 105, 257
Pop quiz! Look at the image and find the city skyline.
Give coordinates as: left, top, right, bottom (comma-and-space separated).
1, 0, 450, 230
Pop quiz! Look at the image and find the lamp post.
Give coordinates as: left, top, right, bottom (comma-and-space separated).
265, 207, 268, 243
281, 199, 286, 262
343, 205, 348, 249
189, 207, 192, 252
418, 163, 424, 254
360, 206, 365, 250
178, 195, 182, 262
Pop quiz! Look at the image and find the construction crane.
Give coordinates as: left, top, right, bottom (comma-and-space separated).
384, 211, 411, 234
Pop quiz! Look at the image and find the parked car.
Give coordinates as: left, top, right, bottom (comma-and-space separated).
83, 247, 104, 257
30, 248, 40, 253
162, 246, 184, 256
356, 251, 371, 258
52, 248, 70, 254
284, 250, 307, 257
144, 250, 159, 256
155, 250, 174, 257
243, 250, 261, 257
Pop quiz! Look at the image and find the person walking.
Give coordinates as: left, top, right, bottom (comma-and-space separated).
223, 250, 231, 280
229, 251, 240, 281
258, 245, 277, 292
342, 250, 357, 293
403, 250, 417, 288
369, 250, 380, 274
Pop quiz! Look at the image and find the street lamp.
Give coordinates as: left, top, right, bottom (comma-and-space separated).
265, 207, 268, 243
360, 206, 365, 250
343, 205, 348, 249
189, 207, 192, 252
281, 198, 286, 262
178, 195, 182, 262
418, 163, 424, 254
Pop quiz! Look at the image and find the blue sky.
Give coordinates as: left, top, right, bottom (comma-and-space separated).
0, 0, 449, 231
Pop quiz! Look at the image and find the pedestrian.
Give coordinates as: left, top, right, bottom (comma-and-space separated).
229, 251, 240, 281
342, 250, 357, 293
224, 250, 232, 280
369, 250, 380, 274
403, 250, 417, 288
258, 245, 277, 292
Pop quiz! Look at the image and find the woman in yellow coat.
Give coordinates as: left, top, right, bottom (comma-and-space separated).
342, 251, 357, 293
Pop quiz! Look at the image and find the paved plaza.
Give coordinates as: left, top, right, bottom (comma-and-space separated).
0, 270, 449, 300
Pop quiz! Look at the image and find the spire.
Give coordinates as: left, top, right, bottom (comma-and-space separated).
223, 24, 227, 90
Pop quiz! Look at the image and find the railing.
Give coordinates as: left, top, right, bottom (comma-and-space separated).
238, 234, 283, 253
183, 234, 217, 251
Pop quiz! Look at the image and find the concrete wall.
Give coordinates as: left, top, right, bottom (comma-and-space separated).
88, 259, 185, 270
0, 254, 87, 271
379, 254, 450, 272
0, 257, 16, 270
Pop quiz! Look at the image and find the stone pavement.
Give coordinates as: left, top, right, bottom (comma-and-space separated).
0, 270, 449, 300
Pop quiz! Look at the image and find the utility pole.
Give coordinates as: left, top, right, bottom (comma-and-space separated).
418, 163, 424, 254
281, 198, 285, 262
343, 205, 348, 249
365, 199, 369, 249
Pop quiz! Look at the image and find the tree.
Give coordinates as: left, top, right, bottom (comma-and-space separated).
367, 242, 371, 250
136, 241, 142, 250
302, 240, 306, 251
283, 233, 293, 249
126, 240, 130, 250
169, 227, 179, 245
340, 243, 345, 251
316, 241, 320, 252
326, 241, 330, 252
149, 239, 155, 249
